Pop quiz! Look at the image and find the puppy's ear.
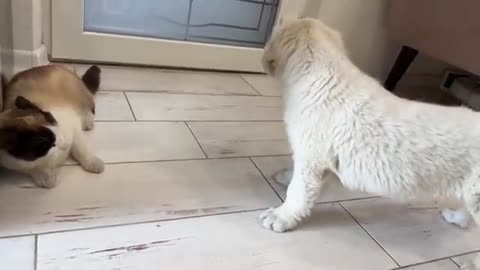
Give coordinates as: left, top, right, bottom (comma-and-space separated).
262, 39, 277, 75
15, 96, 39, 111
263, 58, 277, 75
278, 16, 295, 26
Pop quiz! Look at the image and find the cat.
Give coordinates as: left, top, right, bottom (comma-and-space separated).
0, 65, 105, 188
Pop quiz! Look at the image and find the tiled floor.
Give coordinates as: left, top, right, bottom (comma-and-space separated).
0, 65, 477, 269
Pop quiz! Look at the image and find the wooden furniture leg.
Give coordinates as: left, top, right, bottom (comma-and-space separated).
384, 46, 418, 91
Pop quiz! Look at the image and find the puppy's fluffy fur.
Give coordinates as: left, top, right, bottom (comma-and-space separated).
0, 65, 104, 188
260, 18, 480, 246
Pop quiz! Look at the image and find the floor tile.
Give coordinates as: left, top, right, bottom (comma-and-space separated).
126, 93, 283, 121
0, 158, 280, 236
242, 74, 280, 96
398, 260, 459, 270
95, 92, 134, 121
83, 122, 204, 163
342, 198, 480, 266
69, 64, 258, 95
37, 204, 396, 270
251, 156, 373, 203
452, 252, 478, 269
0, 236, 35, 270
188, 122, 290, 158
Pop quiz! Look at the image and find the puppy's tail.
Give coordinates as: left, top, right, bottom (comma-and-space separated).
81, 65, 101, 94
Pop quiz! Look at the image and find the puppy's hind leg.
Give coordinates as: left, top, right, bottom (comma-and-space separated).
459, 183, 480, 269
260, 158, 327, 232
441, 208, 471, 229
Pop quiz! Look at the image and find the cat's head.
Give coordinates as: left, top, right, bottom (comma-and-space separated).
0, 96, 58, 161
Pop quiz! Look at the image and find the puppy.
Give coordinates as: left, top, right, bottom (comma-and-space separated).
260, 17, 480, 241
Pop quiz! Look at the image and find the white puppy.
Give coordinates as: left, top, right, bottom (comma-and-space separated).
260, 18, 480, 241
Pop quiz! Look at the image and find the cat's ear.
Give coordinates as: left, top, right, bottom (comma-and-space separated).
15, 96, 39, 111
14, 96, 57, 125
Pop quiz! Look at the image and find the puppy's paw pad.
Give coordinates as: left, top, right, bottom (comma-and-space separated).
441, 208, 469, 229
259, 207, 297, 233
460, 263, 478, 270
274, 168, 293, 187
83, 157, 105, 174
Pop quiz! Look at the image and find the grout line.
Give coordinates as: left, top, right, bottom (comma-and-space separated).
108, 89, 262, 97
123, 91, 137, 121
249, 157, 284, 202
239, 75, 263, 96
0, 192, 379, 241
94, 119, 284, 123
62, 154, 292, 167
314, 196, 380, 205
449, 257, 461, 268
33, 235, 38, 270
338, 202, 401, 268
54, 61, 265, 75
95, 120, 137, 123
115, 89, 281, 98
0, 207, 270, 240
389, 255, 468, 269
389, 257, 450, 269
184, 122, 208, 159
95, 119, 284, 123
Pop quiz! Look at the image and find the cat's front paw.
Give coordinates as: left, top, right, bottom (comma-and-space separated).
83, 121, 94, 131
259, 207, 298, 233
31, 170, 57, 189
82, 156, 105, 174
82, 113, 95, 131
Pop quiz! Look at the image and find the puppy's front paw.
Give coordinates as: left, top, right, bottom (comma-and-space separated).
441, 208, 470, 229
461, 262, 479, 270
82, 156, 105, 174
31, 170, 57, 189
259, 207, 298, 233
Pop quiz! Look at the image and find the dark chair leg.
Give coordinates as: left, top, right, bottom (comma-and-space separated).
384, 46, 418, 91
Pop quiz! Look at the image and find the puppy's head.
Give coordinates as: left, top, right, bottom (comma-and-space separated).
0, 96, 58, 161
262, 18, 346, 77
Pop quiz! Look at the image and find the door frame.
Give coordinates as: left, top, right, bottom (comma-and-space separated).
50, 0, 306, 72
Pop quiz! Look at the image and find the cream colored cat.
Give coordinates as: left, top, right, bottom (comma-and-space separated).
0, 65, 104, 188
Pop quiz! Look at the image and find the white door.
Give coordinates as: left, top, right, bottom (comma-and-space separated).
51, 0, 306, 72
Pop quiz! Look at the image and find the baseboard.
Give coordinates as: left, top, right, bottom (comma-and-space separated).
1, 45, 49, 78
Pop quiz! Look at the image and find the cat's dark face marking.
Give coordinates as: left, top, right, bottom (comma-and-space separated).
15, 96, 57, 125
2, 125, 56, 161
0, 96, 57, 161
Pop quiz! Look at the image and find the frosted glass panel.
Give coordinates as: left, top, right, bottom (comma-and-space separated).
84, 0, 279, 48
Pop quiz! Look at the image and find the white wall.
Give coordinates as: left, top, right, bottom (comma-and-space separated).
0, 0, 14, 78
0, 0, 47, 77
301, 0, 448, 80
